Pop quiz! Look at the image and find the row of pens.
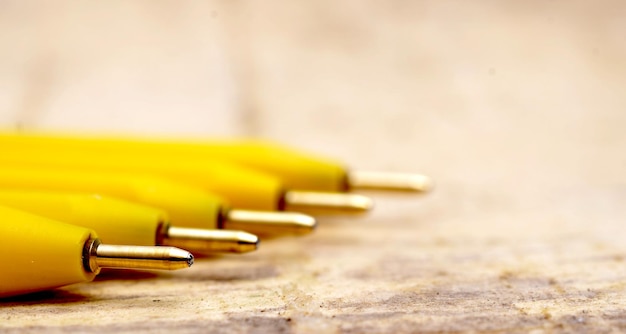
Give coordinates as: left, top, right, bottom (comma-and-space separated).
0, 132, 433, 298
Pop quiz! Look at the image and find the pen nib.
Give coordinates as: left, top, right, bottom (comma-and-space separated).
347, 171, 433, 192
87, 240, 193, 272
163, 227, 259, 254
283, 191, 373, 214
223, 209, 317, 235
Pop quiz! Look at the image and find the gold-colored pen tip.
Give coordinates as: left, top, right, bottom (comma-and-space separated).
163, 227, 259, 254
86, 240, 193, 272
223, 209, 317, 235
347, 171, 433, 192
283, 191, 373, 214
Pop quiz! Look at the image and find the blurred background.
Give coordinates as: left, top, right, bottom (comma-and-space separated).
2, 1, 626, 330
1, 0, 626, 226
1, 0, 625, 181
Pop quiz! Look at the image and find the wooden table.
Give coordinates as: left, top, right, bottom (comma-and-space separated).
1, 1, 626, 332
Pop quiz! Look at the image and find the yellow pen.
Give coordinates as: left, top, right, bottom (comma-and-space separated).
0, 132, 432, 193
0, 132, 374, 213
0, 167, 316, 237
0, 190, 258, 254
0, 205, 193, 298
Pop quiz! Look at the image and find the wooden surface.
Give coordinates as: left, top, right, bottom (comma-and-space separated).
2, 1, 626, 332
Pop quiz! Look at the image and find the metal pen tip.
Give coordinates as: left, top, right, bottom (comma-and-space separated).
86, 239, 193, 273
347, 171, 433, 192
223, 209, 317, 235
163, 227, 259, 254
283, 191, 373, 214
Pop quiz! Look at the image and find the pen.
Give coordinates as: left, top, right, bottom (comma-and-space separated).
0, 205, 193, 298
0, 190, 259, 254
0, 132, 432, 193
0, 132, 374, 213
0, 167, 316, 237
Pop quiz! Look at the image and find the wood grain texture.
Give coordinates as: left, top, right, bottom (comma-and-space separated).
1, 1, 626, 333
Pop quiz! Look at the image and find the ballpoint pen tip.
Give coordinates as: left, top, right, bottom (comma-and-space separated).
283, 191, 374, 214
348, 171, 433, 193
164, 227, 259, 254
224, 210, 317, 235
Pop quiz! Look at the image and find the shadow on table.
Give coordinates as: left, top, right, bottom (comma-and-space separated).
0, 289, 90, 306
0, 270, 164, 305
93, 268, 161, 282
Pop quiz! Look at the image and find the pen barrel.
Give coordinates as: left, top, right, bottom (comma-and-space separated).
0, 168, 222, 230
0, 137, 285, 211
0, 206, 96, 298
121, 177, 223, 229
0, 133, 350, 192
0, 191, 164, 246
193, 141, 350, 192
87, 240, 193, 272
